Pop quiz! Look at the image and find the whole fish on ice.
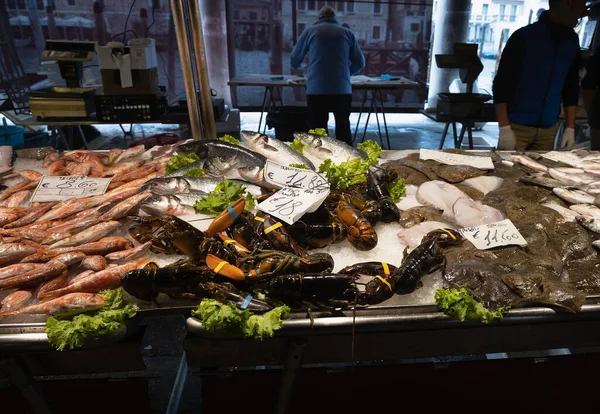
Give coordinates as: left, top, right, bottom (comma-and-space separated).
293, 132, 368, 166
241, 131, 316, 170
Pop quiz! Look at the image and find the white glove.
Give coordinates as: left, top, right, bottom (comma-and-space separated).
497, 125, 517, 150
560, 127, 575, 150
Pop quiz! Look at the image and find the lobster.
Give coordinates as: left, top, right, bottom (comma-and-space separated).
366, 165, 400, 223
326, 192, 378, 251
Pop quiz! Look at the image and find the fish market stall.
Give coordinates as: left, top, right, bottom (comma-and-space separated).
3, 136, 600, 412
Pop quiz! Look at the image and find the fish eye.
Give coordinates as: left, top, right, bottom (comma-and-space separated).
219, 156, 228, 162
314, 138, 322, 146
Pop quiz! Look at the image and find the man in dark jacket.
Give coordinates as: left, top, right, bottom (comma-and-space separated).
290, 6, 365, 145
493, 0, 587, 151
583, 50, 599, 149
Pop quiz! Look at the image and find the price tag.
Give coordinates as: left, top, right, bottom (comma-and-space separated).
420, 149, 494, 170
264, 160, 329, 190
459, 219, 527, 250
31, 176, 112, 203
257, 186, 330, 225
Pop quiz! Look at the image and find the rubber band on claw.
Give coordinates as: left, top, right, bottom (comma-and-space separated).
205, 254, 245, 281
205, 197, 246, 237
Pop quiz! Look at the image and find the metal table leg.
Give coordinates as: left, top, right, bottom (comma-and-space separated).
55, 127, 70, 150
456, 124, 467, 149
467, 123, 474, 149
257, 86, 270, 134
439, 122, 451, 149
274, 338, 307, 414
451, 122, 458, 148
365, 90, 383, 146
77, 125, 89, 149
353, 90, 369, 143
376, 89, 390, 149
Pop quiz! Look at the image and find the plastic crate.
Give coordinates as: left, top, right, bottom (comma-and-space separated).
0, 118, 25, 149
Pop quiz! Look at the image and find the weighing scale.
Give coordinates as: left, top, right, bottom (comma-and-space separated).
29, 40, 97, 118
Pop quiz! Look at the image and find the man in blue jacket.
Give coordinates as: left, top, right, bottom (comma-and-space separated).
290, 6, 365, 145
493, 0, 587, 151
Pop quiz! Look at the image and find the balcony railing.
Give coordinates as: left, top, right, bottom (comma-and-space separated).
470, 14, 517, 23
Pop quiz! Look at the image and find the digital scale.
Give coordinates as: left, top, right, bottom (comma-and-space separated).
29, 40, 97, 118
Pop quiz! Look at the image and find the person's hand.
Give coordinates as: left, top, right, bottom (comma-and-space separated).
560, 127, 575, 150
497, 125, 517, 150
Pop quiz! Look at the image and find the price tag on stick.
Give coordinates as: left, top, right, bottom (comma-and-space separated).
257, 186, 330, 225
31, 176, 112, 203
264, 160, 329, 190
459, 219, 528, 250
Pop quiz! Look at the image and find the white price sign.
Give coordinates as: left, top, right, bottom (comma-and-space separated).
459, 219, 527, 250
264, 160, 329, 190
420, 149, 494, 170
257, 186, 330, 225
31, 176, 112, 203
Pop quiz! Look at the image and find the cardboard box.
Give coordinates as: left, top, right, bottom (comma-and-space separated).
101, 68, 160, 95
98, 38, 158, 70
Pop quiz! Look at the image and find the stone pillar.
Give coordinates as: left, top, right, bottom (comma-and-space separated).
426, 0, 470, 109
199, 0, 232, 106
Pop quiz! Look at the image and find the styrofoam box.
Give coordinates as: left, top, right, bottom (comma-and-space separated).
98, 38, 158, 70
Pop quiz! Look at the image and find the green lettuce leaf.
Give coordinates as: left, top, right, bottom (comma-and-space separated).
308, 128, 328, 136
165, 152, 200, 174
192, 299, 290, 340
290, 138, 306, 154
435, 288, 508, 324
357, 140, 382, 165
219, 134, 241, 145
194, 180, 256, 215
289, 163, 309, 170
388, 178, 406, 203
45, 289, 137, 351
318, 158, 369, 190
182, 168, 207, 177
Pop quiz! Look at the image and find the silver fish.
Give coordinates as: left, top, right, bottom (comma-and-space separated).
548, 168, 596, 186
553, 188, 595, 204
510, 155, 548, 172
576, 215, 600, 234
294, 132, 368, 165
241, 131, 316, 170
140, 195, 196, 216
141, 177, 265, 198
570, 204, 600, 220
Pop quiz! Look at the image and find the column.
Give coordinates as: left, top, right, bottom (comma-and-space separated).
199, 0, 232, 106
426, 0, 471, 109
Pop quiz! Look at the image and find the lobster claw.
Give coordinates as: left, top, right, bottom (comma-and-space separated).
205, 254, 245, 282
205, 198, 246, 237
218, 233, 251, 255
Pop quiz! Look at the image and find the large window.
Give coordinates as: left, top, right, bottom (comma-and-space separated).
372, 25, 381, 41
297, 0, 306, 10
482, 4, 488, 15
307, 0, 316, 11
346, 0, 354, 13
500, 4, 506, 21
374, 0, 382, 14
510, 5, 517, 22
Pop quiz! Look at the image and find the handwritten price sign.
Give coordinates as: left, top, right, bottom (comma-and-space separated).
459, 219, 527, 250
257, 186, 330, 225
264, 161, 329, 190
32, 176, 112, 202
420, 149, 494, 170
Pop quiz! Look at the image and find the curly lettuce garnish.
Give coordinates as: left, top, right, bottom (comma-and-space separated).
308, 128, 328, 136
45, 289, 137, 351
289, 163, 309, 170
182, 168, 207, 177
165, 152, 200, 174
219, 134, 241, 145
357, 140, 382, 165
318, 158, 369, 190
194, 180, 255, 215
290, 138, 306, 154
191, 299, 290, 340
389, 178, 406, 202
435, 288, 509, 324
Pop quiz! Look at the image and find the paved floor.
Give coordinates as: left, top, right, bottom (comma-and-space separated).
46, 112, 500, 151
